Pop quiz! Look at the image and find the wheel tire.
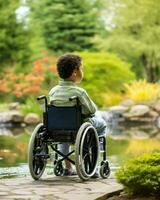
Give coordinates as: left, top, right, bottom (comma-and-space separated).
28, 123, 47, 180
75, 122, 100, 181
54, 161, 64, 176
100, 160, 111, 179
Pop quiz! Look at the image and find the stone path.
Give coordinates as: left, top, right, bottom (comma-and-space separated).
0, 173, 123, 200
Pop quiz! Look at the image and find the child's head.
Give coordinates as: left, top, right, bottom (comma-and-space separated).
57, 54, 83, 83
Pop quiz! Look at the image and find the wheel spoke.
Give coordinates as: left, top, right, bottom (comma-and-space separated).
83, 153, 93, 174
83, 154, 88, 173
87, 154, 92, 172
33, 162, 39, 174
88, 132, 94, 147
83, 146, 88, 153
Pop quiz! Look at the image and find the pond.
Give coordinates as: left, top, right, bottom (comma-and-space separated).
0, 122, 160, 179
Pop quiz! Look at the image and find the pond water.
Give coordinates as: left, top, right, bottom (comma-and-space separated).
0, 123, 160, 179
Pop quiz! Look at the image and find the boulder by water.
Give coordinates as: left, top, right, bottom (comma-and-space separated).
8, 102, 20, 111
105, 100, 160, 126
123, 105, 150, 118
0, 111, 24, 123
108, 105, 129, 114
24, 113, 40, 124
152, 100, 160, 113
0, 111, 40, 125
119, 99, 135, 107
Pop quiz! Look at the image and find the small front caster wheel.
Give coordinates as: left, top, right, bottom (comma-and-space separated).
54, 161, 64, 176
100, 160, 110, 179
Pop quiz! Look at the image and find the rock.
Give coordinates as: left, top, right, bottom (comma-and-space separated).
129, 130, 150, 139
9, 111, 24, 123
153, 101, 160, 113
119, 99, 135, 107
125, 117, 153, 122
24, 113, 40, 124
8, 102, 20, 110
108, 105, 129, 114
156, 117, 160, 128
155, 134, 160, 139
123, 105, 150, 118
0, 112, 11, 123
148, 110, 159, 118
0, 111, 24, 123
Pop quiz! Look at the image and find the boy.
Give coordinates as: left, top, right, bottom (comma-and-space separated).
49, 54, 107, 178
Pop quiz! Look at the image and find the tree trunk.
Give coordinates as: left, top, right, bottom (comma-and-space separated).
141, 54, 156, 83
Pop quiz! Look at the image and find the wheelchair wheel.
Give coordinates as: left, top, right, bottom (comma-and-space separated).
75, 122, 99, 181
28, 123, 48, 180
100, 160, 111, 179
54, 161, 64, 176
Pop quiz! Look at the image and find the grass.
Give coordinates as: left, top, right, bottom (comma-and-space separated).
0, 103, 8, 112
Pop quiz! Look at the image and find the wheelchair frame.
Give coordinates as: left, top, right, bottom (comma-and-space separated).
28, 95, 110, 181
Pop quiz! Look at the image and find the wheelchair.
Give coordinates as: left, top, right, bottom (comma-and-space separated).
28, 95, 110, 181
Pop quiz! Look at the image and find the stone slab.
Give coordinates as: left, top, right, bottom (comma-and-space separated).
0, 173, 123, 200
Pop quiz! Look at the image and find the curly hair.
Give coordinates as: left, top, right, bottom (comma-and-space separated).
57, 54, 82, 79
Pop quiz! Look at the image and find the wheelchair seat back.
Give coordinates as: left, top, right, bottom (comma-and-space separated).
46, 105, 81, 131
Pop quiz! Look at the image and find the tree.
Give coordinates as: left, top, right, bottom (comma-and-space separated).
97, 0, 160, 82
28, 0, 105, 52
0, 0, 31, 68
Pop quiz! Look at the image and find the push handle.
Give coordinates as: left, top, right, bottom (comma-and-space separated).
37, 95, 48, 111
69, 96, 78, 101
37, 95, 46, 101
69, 96, 80, 106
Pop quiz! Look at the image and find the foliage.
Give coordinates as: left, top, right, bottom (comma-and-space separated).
124, 80, 160, 103
0, 103, 8, 112
0, 52, 134, 107
0, 0, 31, 67
126, 139, 160, 156
20, 97, 42, 115
0, 56, 58, 102
28, 0, 105, 52
116, 152, 160, 196
101, 91, 123, 107
97, 0, 160, 82
79, 52, 135, 107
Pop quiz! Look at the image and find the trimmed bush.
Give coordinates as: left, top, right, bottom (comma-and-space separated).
116, 152, 160, 196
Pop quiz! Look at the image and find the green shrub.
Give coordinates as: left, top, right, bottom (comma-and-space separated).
124, 80, 160, 103
78, 52, 135, 107
20, 97, 42, 116
116, 152, 160, 196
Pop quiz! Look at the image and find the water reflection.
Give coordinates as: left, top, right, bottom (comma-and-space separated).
0, 123, 160, 178
0, 164, 29, 179
0, 126, 33, 167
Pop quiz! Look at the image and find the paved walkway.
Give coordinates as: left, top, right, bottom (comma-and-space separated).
0, 173, 123, 200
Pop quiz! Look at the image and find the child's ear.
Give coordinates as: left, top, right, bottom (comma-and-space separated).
73, 69, 77, 76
